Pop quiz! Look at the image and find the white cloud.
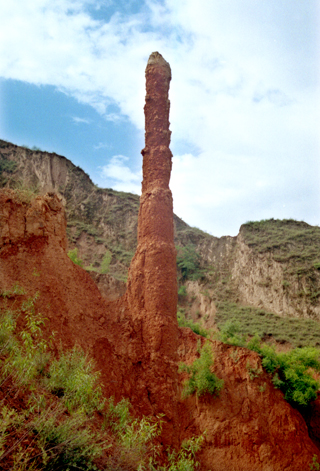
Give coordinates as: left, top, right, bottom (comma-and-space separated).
0, 0, 319, 235
100, 155, 141, 194
72, 116, 91, 124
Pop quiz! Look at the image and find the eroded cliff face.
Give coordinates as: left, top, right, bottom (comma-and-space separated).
231, 232, 320, 319
1, 187, 320, 470
2, 139, 320, 321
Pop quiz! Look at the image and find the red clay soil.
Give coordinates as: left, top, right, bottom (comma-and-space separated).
1, 191, 320, 471
125, 51, 180, 441
1, 50, 320, 469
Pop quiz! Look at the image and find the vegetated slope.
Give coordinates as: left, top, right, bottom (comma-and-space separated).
1, 139, 320, 325
1, 188, 319, 471
234, 219, 320, 317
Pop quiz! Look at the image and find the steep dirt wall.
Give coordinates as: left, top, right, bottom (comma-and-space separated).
178, 331, 320, 471
1, 190, 320, 469
232, 234, 320, 319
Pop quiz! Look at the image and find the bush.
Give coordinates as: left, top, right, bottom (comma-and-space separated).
0, 297, 107, 470
176, 245, 202, 281
45, 347, 105, 414
179, 343, 224, 398
177, 310, 208, 338
218, 319, 245, 347
67, 247, 84, 267
218, 318, 320, 407
250, 338, 320, 406
100, 250, 112, 274
178, 285, 187, 297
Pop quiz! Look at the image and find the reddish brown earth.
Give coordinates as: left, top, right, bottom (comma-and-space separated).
1, 52, 320, 470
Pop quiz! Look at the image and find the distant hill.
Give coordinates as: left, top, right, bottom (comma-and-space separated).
1, 139, 320, 340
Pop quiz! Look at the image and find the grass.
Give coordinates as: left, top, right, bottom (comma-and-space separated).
177, 310, 209, 338
242, 219, 320, 273
216, 301, 320, 348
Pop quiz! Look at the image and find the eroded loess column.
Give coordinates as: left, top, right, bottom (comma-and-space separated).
126, 51, 178, 358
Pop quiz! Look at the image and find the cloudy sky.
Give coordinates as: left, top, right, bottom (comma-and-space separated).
0, 0, 319, 237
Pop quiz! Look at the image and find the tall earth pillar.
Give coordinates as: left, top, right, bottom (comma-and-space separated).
125, 52, 179, 424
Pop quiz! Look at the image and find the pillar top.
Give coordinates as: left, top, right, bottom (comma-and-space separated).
147, 52, 171, 79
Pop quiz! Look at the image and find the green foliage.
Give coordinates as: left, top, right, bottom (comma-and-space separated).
310, 455, 320, 470
246, 362, 262, 380
176, 245, 202, 281
0, 283, 26, 298
251, 338, 320, 406
216, 301, 320, 348
0, 299, 108, 470
178, 285, 187, 297
67, 247, 84, 267
179, 343, 223, 398
218, 319, 245, 347
177, 310, 208, 338
218, 315, 320, 407
0, 158, 17, 174
106, 397, 162, 470
160, 435, 205, 471
100, 250, 112, 274
45, 347, 105, 414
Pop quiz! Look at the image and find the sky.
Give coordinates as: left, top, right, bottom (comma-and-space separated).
0, 0, 319, 237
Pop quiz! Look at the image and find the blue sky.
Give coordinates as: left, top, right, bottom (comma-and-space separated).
0, 0, 319, 237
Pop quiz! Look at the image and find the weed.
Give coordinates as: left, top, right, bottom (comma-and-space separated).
100, 250, 112, 274
250, 338, 320, 406
0, 284, 26, 299
259, 383, 267, 393
177, 310, 208, 338
67, 247, 84, 267
310, 455, 320, 470
179, 343, 224, 398
246, 362, 262, 380
45, 348, 105, 414
229, 349, 240, 363
178, 285, 187, 297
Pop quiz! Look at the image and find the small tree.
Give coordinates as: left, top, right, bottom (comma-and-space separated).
176, 244, 201, 280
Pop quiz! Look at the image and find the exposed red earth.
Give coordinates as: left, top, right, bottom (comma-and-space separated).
1, 52, 319, 470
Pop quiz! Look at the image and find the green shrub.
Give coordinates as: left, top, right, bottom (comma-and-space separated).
0, 159, 17, 174
216, 301, 320, 348
178, 285, 187, 297
67, 247, 84, 267
218, 319, 245, 347
177, 310, 208, 338
310, 455, 320, 470
45, 347, 105, 414
100, 250, 112, 274
179, 343, 223, 398
250, 339, 320, 406
0, 295, 108, 471
218, 317, 320, 407
162, 434, 205, 471
177, 245, 202, 281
